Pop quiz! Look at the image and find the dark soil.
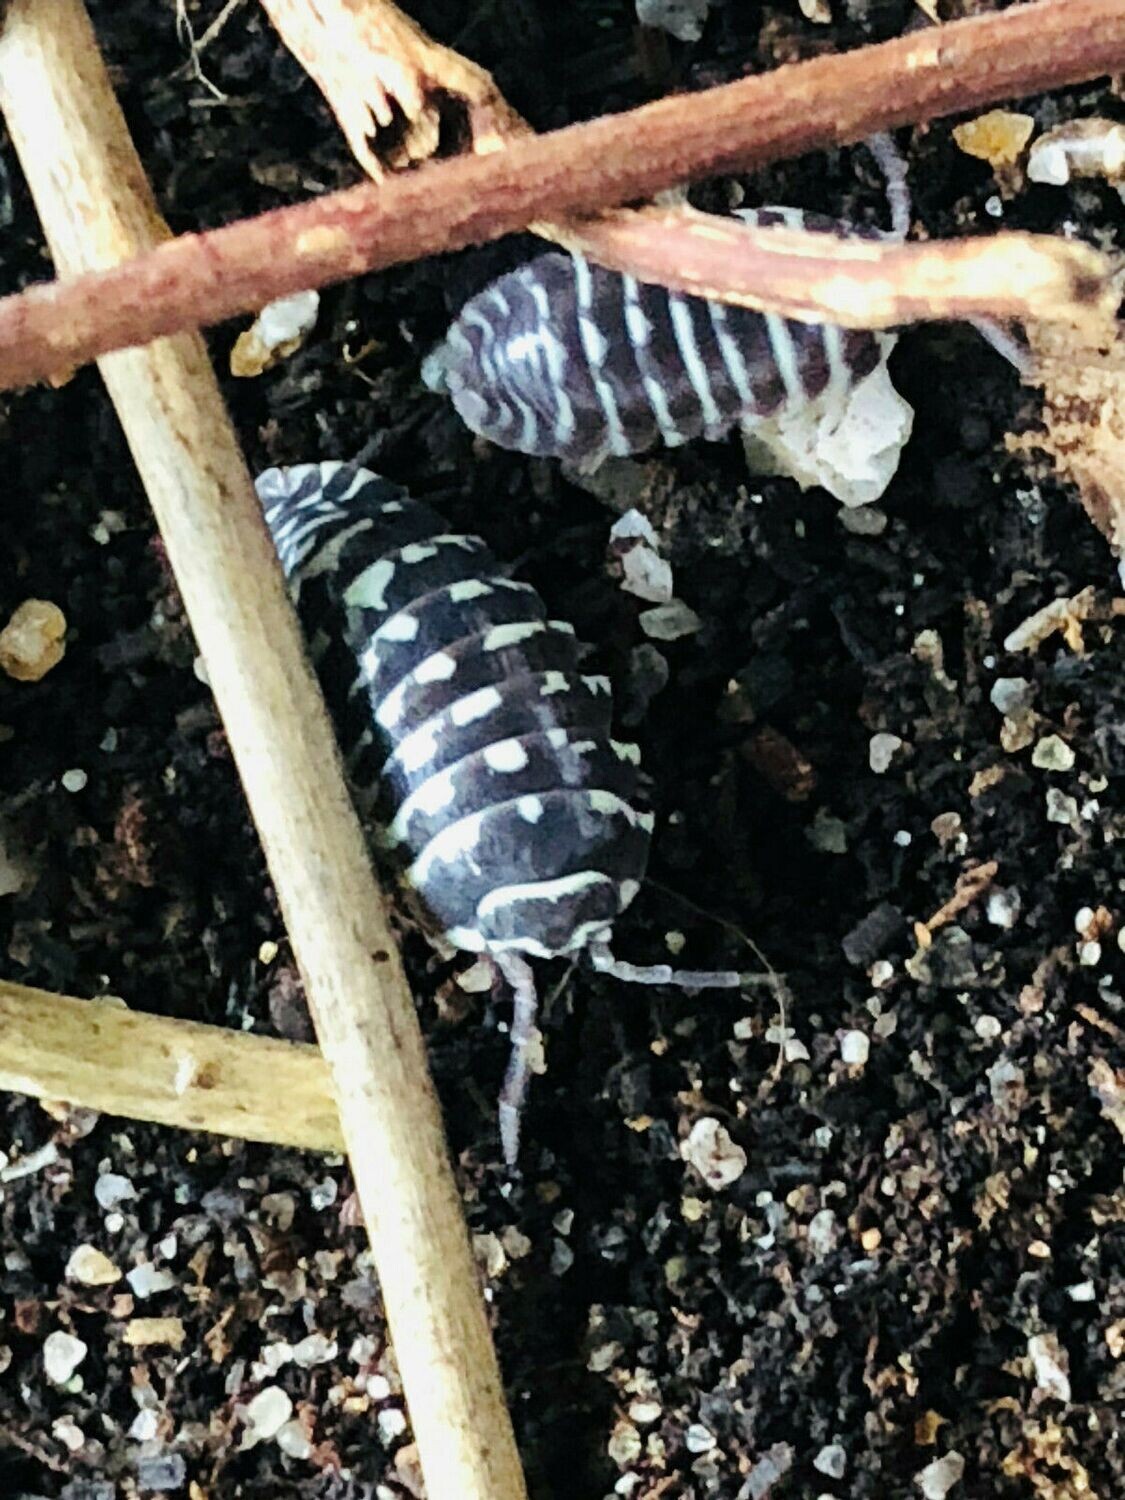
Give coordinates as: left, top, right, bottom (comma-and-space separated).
1, 2, 1123, 1497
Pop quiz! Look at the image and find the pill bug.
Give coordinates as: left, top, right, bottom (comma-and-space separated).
257, 460, 743, 1160
422, 206, 898, 471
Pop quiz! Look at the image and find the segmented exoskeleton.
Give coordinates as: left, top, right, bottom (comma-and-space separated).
258, 461, 743, 1159
422, 207, 897, 469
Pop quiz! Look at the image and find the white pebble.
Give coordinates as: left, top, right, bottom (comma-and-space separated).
1078, 940, 1101, 967
61, 768, 88, 793
240, 1386, 293, 1447
1046, 788, 1078, 825
628, 1399, 662, 1426
635, 0, 710, 42
292, 1332, 338, 1368
127, 1262, 177, 1299
916, 1451, 965, 1498
310, 1177, 339, 1210
840, 1030, 870, 1067
276, 1420, 314, 1459
95, 1172, 137, 1211
1032, 734, 1075, 772
621, 547, 674, 604
639, 600, 702, 641
680, 1117, 747, 1191
986, 888, 1021, 929
52, 1416, 86, 1452
685, 1423, 715, 1453
129, 1408, 160, 1442
1028, 1332, 1071, 1402
989, 677, 1031, 714
66, 1245, 121, 1287
869, 733, 903, 774
974, 1015, 1002, 1041
44, 1330, 87, 1385
1066, 1280, 1096, 1302
808, 1208, 838, 1258
377, 1406, 408, 1443
814, 1444, 847, 1478
893, 829, 912, 847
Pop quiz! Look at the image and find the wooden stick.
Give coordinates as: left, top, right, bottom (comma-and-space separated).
0, 0, 1121, 388
0, 980, 344, 1152
0, 7, 527, 1498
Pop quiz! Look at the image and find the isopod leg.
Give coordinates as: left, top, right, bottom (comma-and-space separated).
587, 940, 746, 992
493, 949, 541, 1167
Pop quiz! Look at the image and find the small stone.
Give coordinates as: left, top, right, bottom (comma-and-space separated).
685, 1424, 715, 1453
808, 1208, 838, 1257
987, 1058, 1026, 1112
840, 1030, 870, 1066
840, 894, 912, 966
990, 677, 1031, 714
123, 1317, 186, 1350
310, 1176, 339, 1210
611, 512, 674, 604
807, 808, 848, 854
136, 1453, 186, 1492
61, 768, 88, 793
231, 290, 319, 377
126, 1262, 177, 1298
1067, 1281, 1096, 1302
0, 599, 67, 681
473, 1232, 507, 1279
915, 1451, 965, 1498
869, 733, 903, 774
1032, 734, 1075, 772
974, 1015, 1002, 1041
635, 0, 710, 41
66, 1245, 121, 1287
681, 1118, 747, 1191
1028, 1332, 1071, 1402
814, 1444, 847, 1479
952, 110, 1035, 168
277, 1420, 314, 1459
292, 1332, 337, 1368
1046, 788, 1079, 825
44, 1330, 87, 1384
1078, 940, 1101, 967
838, 505, 887, 535
53, 1416, 86, 1453
258, 939, 279, 965
608, 1418, 643, 1467
240, 1386, 293, 1448
628, 1399, 662, 1426
129, 1408, 160, 1442
377, 1406, 408, 1443
639, 600, 702, 641
986, 888, 1021, 929
96, 1172, 137, 1212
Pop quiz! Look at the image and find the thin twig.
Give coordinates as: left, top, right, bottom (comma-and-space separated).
0, 0, 1120, 389
0, 5, 527, 1498
0, 980, 344, 1151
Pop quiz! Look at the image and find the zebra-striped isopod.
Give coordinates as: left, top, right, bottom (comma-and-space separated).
422, 208, 896, 470
257, 459, 691, 1159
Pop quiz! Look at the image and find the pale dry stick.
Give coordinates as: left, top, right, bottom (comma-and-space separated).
0, 5, 527, 1498
0, 981, 344, 1152
0, 0, 1121, 388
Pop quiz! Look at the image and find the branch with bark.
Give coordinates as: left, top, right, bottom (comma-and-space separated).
0, 0, 1120, 390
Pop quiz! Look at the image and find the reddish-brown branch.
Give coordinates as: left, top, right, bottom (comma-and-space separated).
0, 0, 1122, 389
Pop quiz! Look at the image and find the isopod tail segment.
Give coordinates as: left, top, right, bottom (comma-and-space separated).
492, 940, 752, 1166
